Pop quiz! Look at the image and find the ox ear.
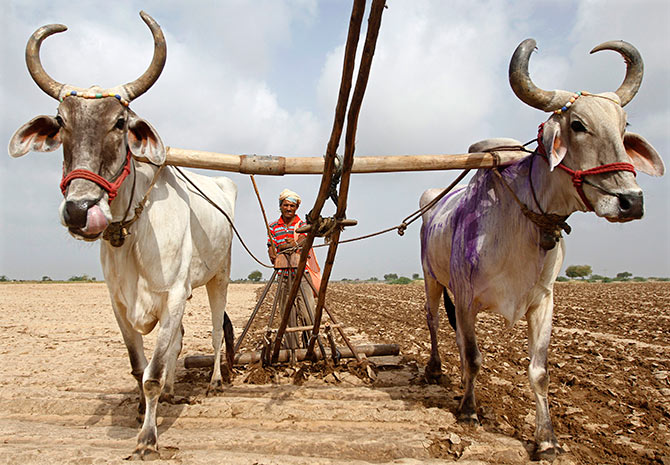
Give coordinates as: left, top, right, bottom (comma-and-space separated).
541, 119, 567, 171
8, 116, 62, 158
127, 115, 166, 165
624, 132, 665, 177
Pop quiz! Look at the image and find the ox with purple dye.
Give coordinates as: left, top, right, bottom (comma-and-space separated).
420, 39, 664, 461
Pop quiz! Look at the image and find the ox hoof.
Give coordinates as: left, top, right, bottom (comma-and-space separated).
424, 365, 443, 384
130, 446, 160, 461
158, 392, 188, 404
533, 443, 563, 462
457, 411, 480, 426
206, 379, 225, 396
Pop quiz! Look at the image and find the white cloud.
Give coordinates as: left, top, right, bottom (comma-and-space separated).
2, 0, 668, 281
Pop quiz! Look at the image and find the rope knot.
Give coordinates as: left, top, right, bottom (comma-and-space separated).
397, 222, 408, 236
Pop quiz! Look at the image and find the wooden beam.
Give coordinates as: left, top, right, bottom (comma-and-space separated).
183, 343, 400, 368
148, 147, 529, 175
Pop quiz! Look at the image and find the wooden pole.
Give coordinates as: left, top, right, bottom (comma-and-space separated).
270, 0, 367, 364
154, 147, 528, 175
184, 343, 400, 368
305, 0, 386, 363
250, 175, 276, 256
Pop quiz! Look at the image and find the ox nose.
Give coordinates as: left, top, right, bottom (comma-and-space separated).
64, 199, 97, 229
617, 191, 644, 219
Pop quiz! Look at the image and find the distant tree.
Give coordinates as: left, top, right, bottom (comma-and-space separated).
632, 276, 647, 282
390, 276, 412, 285
247, 270, 262, 282
412, 273, 420, 280
368, 277, 378, 282
565, 265, 592, 280
383, 273, 398, 282
0, 275, 8, 282
555, 276, 569, 282
616, 271, 632, 280
42, 276, 52, 281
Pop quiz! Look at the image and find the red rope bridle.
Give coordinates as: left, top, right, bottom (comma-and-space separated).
60, 149, 133, 202
536, 123, 636, 211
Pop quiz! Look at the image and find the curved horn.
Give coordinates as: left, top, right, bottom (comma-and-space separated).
26, 24, 68, 100
508, 38, 571, 112
122, 11, 167, 101
590, 40, 643, 107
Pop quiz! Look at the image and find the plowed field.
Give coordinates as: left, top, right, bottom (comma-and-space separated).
0, 281, 668, 464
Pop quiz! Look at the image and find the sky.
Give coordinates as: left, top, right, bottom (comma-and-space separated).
1, 0, 668, 282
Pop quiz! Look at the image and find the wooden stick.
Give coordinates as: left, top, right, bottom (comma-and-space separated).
184, 343, 400, 368
152, 147, 528, 175
281, 323, 342, 333
271, 0, 367, 364
250, 175, 276, 256
306, 0, 386, 364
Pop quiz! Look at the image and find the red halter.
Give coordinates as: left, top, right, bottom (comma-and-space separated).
536, 123, 636, 211
60, 149, 132, 202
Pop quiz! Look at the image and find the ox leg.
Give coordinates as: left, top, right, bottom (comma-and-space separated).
134, 294, 187, 460
456, 308, 481, 424
424, 276, 444, 382
111, 303, 148, 416
205, 269, 230, 394
527, 297, 561, 460
161, 323, 184, 402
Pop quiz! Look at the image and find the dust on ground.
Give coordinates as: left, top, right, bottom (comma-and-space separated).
0, 281, 668, 464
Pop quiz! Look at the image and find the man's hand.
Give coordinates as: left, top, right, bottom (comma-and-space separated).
268, 246, 277, 264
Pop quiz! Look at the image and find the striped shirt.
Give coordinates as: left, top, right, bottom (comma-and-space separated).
267, 215, 307, 248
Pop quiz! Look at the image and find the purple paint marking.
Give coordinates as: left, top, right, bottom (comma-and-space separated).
421, 186, 467, 279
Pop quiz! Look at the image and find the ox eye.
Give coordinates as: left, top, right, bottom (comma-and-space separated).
55, 115, 64, 127
115, 118, 125, 130
570, 120, 587, 133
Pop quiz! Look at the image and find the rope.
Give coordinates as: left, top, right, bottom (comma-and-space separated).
536, 123, 636, 211
102, 162, 164, 247
492, 167, 571, 250
327, 153, 344, 206
61, 150, 133, 202
312, 167, 472, 247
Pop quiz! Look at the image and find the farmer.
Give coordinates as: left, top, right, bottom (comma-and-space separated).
267, 189, 322, 293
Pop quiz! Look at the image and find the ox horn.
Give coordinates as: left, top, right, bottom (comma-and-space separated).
122, 11, 167, 101
590, 40, 643, 107
25, 24, 68, 100
508, 38, 573, 112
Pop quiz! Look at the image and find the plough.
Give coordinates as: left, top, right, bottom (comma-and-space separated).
181, 0, 529, 371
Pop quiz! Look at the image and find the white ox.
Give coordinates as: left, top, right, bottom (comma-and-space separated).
420, 39, 664, 460
8, 12, 236, 460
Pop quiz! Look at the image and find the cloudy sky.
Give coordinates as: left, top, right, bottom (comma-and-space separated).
1, 0, 668, 281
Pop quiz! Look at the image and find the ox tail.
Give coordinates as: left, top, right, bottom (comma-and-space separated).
223, 312, 235, 370
443, 289, 457, 331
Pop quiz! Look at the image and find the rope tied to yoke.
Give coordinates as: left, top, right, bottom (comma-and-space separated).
492, 167, 571, 251
489, 139, 572, 251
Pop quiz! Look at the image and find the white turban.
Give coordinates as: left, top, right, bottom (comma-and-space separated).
279, 189, 301, 206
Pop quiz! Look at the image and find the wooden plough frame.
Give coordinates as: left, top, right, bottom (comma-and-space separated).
181, 0, 528, 370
